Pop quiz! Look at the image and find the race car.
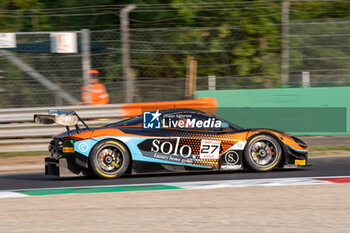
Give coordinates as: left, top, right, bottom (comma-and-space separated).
34, 109, 309, 178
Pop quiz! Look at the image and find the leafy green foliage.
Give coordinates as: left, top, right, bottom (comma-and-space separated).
0, 0, 349, 107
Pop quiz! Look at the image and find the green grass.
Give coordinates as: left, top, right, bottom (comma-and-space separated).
308, 145, 350, 157
310, 146, 350, 151
0, 151, 48, 157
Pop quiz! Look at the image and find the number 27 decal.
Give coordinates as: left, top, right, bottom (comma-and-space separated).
200, 140, 221, 159
200, 144, 219, 154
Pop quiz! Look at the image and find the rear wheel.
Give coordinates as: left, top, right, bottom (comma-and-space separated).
89, 140, 130, 179
244, 135, 281, 172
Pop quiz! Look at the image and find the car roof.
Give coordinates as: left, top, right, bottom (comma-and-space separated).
155, 108, 209, 115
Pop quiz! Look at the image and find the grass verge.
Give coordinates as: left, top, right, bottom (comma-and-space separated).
0, 151, 48, 157
310, 146, 350, 151
308, 146, 350, 157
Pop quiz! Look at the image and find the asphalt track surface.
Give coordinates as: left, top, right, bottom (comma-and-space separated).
0, 155, 349, 191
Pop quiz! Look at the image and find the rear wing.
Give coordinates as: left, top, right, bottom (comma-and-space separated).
34, 110, 89, 135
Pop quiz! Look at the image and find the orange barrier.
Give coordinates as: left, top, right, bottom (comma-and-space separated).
121, 97, 217, 118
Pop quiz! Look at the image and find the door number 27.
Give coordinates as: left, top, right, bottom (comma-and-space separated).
200, 140, 221, 159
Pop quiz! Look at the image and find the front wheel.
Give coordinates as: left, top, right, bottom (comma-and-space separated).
89, 140, 130, 179
244, 135, 282, 172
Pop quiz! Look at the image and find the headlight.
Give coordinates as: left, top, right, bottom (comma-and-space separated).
291, 136, 308, 149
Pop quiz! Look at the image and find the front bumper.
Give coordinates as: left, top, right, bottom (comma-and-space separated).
284, 146, 310, 168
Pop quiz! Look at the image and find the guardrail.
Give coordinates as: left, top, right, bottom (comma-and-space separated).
0, 104, 123, 123
0, 104, 123, 152
0, 98, 217, 153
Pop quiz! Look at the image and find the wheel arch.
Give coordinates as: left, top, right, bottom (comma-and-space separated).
88, 138, 133, 175
245, 132, 288, 167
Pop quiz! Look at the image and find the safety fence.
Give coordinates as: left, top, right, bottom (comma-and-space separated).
2, 1, 350, 108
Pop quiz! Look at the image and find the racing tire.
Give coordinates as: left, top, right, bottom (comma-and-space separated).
89, 140, 130, 179
244, 135, 282, 172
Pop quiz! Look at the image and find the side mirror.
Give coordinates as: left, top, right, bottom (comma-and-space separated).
221, 122, 229, 129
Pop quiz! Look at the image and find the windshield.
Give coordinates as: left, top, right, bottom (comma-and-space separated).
215, 115, 243, 131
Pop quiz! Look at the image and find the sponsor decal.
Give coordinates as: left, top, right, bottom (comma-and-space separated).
62, 147, 75, 153
162, 117, 221, 129
143, 110, 222, 129
138, 138, 209, 165
226, 141, 247, 151
199, 140, 221, 159
78, 142, 89, 153
225, 151, 239, 165
143, 110, 161, 129
295, 159, 306, 165
220, 150, 242, 170
138, 137, 244, 168
151, 137, 192, 158
220, 164, 242, 170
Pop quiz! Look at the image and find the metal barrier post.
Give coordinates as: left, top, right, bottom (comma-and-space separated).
302, 71, 310, 88
81, 29, 91, 104
121, 4, 137, 103
281, 0, 290, 87
208, 75, 216, 91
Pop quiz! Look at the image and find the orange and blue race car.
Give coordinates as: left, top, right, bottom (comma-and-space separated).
34, 109, 309, 179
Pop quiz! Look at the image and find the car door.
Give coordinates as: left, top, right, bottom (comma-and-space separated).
163, 112, 238, 169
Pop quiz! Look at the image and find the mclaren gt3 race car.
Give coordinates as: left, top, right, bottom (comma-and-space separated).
34, 109, 309, 178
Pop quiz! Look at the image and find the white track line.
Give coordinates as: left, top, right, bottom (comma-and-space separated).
0, 191, 28, 198
172, 177, 332, 189
0, 175, 347, 199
